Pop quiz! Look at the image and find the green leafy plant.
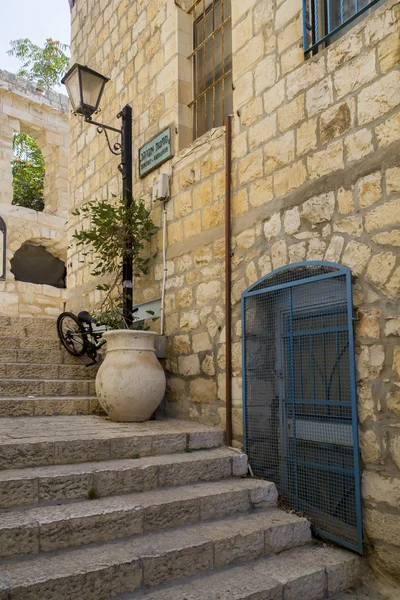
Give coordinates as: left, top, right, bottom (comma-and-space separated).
88, 487, 99, 500
131, 453, 141, 459
12, 133, 45, 211
8, 38, 70, 90
72, 197, 158, 328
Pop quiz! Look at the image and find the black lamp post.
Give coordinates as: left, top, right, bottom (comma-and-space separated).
61, 63, 133, 327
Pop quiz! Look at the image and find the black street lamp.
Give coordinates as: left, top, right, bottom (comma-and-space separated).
61, 63, 133, 327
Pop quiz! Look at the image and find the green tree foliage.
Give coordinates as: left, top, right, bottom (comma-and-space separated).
12, 133, 45, 212
72, 197, 158, 327
7, 38, 70, 90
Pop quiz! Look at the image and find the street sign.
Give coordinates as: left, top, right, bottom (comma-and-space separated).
138, 126, 173, 177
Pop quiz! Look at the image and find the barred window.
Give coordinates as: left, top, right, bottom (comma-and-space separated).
304, 0, 378, 53
188, 0, 233, 140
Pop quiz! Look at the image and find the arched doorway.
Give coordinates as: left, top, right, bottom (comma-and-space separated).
242, 261, 362, 553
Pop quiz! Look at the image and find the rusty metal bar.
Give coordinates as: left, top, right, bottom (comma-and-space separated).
188, 68, 232, 107
212, 0, 216, 127
203, 0, 206, 135
187, 16, 231, 58
187, 0, 206, 14
189, 0, 232, 136
225, 113, 232, 447
221, 0, 225, 121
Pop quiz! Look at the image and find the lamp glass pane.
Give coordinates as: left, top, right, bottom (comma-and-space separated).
81, 71, 105, 111
64, 68, 81, 112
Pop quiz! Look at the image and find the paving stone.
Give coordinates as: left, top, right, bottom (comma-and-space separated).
0, 379, 45, 397
253, 545, 327, 600
14, 349, 84, 365
0, 479, 276, 557
0, 378, 92, 397
0, 543, 142, 600
17, 337, 62, 350
6, 363, 59, 379
43, 379, 91, 396
0, 479, 277, 556
0, 448, 239, 508
0, 511, 39, 558
0, 510, 312, 597
0, 396, 100, 417
119, 544, 362, 600
0, 336, 20, 349
188, 429, 225, 450
0, 417, 226, 468
193, 510, 311, 568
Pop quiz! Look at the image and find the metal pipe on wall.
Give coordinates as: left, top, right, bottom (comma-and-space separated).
225, 114, 232, 447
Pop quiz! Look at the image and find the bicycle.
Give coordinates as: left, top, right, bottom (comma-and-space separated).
57, 311, 109, 365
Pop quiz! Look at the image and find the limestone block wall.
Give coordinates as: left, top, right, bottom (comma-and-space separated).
68, 0, 400, 586
0, 70, 69, 316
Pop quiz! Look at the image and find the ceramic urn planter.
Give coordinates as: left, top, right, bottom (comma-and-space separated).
95, 330, 166, 422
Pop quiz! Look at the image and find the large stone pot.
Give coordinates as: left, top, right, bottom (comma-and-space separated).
95, 330, 166, 422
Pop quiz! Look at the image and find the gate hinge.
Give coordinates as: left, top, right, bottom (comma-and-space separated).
352, 307, 360, 321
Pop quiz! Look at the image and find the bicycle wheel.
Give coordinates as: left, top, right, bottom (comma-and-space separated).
57, 312, 87, 357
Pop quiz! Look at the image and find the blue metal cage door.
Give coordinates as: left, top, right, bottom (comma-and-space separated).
242, 262, 363, 553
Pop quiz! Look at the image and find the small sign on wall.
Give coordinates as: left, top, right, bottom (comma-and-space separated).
138, 127, 173, 178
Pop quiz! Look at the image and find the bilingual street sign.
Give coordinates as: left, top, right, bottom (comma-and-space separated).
138, 126, 173, 178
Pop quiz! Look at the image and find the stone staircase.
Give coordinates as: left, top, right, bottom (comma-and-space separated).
0, 316, 366, 599
0, 315, 100, 416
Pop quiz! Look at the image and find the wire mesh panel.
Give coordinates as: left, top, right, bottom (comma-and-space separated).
242, 261, 363, 553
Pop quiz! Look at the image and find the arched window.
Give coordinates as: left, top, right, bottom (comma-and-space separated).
12, 133, 45, 212
0, 218, 6, 280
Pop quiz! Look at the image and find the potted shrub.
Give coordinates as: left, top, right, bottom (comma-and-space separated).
72, 197, 166, 422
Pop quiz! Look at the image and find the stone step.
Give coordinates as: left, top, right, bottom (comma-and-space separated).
117, 544, 362, 600
0, 447, 247, 509
0, 362, 96, 380
0, 335, 62, 350
2, 316, 58, 332
0, 396, 101, 418
0, 416, 225, 469
0, 510, 312, 599
0, 378, 95, 397
0, 347, 91, 365
0, 322, 60, 340
0, 478, 277, 557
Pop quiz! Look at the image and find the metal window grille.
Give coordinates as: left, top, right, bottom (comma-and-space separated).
303, 0, 383, 54
242, 262, 363, 553
0, 218, 6, 281
187, 0, 233, 139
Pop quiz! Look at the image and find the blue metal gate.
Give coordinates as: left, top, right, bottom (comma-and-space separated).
242, 261, 363, 553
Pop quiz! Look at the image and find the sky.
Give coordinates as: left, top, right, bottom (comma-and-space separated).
0, 0, 71, 90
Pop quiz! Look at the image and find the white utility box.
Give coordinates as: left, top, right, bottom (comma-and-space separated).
152, 173, 170, 201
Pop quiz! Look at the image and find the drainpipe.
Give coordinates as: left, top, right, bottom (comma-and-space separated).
225, 115, 233, 447
160, 200, 167, 336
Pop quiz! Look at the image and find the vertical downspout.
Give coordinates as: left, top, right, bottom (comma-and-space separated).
160, 200, 167, 336
225, 115, 233, 447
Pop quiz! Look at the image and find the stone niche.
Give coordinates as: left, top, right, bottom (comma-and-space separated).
10, 244, 66, 289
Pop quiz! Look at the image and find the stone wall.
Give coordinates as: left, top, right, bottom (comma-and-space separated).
68, 0, 400, 588
0, 70, 69, 316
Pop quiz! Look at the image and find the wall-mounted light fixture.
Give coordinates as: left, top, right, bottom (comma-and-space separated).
62, 63, 133, 325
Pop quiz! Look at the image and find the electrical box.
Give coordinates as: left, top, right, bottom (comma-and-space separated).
152, 173, 169, 201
